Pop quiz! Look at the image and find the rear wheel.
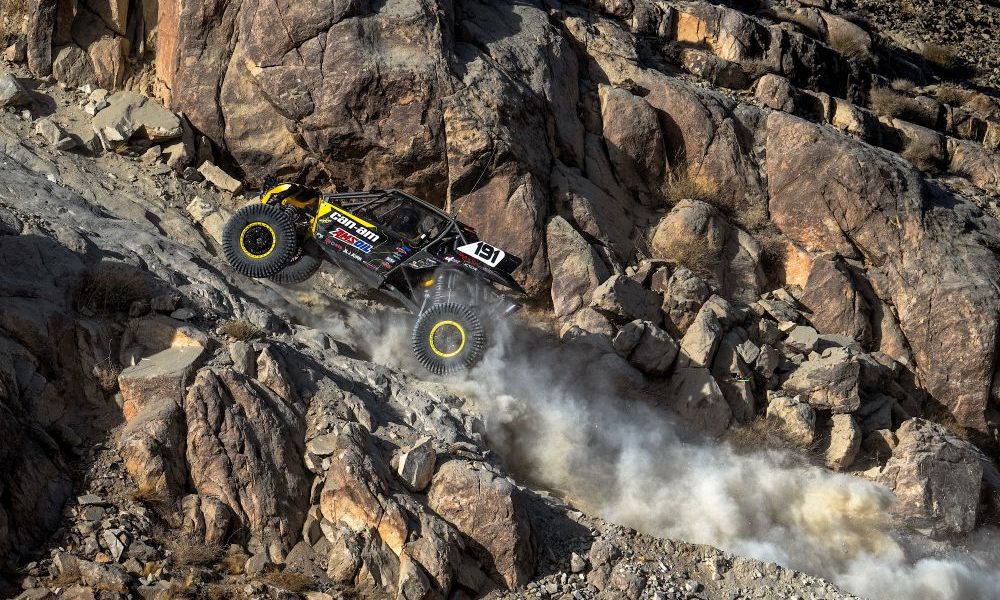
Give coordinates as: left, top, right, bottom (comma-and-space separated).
411, 303, 486, 375
222, 204, 298, 278
270, 240, 323, 285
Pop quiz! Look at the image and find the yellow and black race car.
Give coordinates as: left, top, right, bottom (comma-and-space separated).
222, 181, 524, 374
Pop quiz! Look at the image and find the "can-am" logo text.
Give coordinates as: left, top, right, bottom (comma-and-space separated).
330, 211, 380, 244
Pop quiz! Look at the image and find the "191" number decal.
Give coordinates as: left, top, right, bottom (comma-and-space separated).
458, 242, 505, 267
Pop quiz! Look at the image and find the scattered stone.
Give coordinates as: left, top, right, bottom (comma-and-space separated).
570, 552, 587, 573
245, 552, 272, 577
397, 437, 437, 492
782, 348, 861, 413
766, 394, 816, 446
141, 146, 162, 163
92, 91, 183, 149
0, 73, 31, 107
823, 414, 861, 471
33, 117, 77, 150
198, 161, 243, 193
613, 320, 679, 376
186, 197, 229, 243
78, 560, 129, 593
785, 325, 819, 354
170, 307, 195, 320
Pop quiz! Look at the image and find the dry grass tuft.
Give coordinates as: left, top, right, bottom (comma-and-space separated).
75, 264, 150, 315
129, 485, 173, 513
258, 568, 314, 593
869, 87, 910, 118
204, 584, 253, 600
665, 172, 717, 204
935, 84, 972, 107
921, 42, 959, 71
218, 318, 262, 341
725, 416, 820, 457
890, 78, 916, 93
92, 359, 122, 392
166, 534, 223, 568
222, 545, 249, 576
828, 28, 871, 61
758, 231, 787, 280
659, 236, 720, 280
901, 142, 942, 171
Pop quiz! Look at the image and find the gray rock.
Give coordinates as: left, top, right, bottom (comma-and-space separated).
244, 552, 272, 577
678, 304, 723, 368
785, 325, 819, 354
863, 429, 897, 459
33, 118, 77, 150
92, 91, 183, 149
590, 274, 662, 325
782, 348, 861, 413
877, 419, 990, 537
78, 560, 129, 593
766, 394, 816, 446
51, 45, 96, 89
660, 267, 711, 337
397, 436, 436, 492
823, 414, 861, 471
758, 297, 799, 323
612, 320, 679, 376
228, 341, 256, 377
547, 216, 610, 318
0, 73, 31, 107
198, 161, 243, 193
668, 366, 732, 438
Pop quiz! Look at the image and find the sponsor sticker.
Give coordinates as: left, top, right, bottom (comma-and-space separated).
333, 228, 374, 254
329, 210, 380, 244
458, 241, 505, 267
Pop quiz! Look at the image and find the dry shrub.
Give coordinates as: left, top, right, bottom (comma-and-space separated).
665, 172, 716, 204
890, 78, 916, 93
166, 533, 222, 568
258, 568, 314, 593
935, 84, 972, 107
921, 42, 959, 71
222, 545, 249, 576
51, 569, 81, 587
725, 416, 820, 457
828, 27, 871, 61
204, 584, 254, 600
129, 485, 173, 513
75, 264, 150, 315
660, 236, 719, 279
869, 87, 911, 118
218, 318, 261, 341
92, 359, 122, 392
757, 230, 787, 279
901, 142, 941, 172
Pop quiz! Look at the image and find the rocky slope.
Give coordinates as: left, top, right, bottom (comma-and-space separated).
1, 0, 1000, 599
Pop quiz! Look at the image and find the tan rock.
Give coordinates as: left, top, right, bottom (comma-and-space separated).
766, 394, 816, 446
198, 161, 243, 194
428, 460, 534, 589
546, 216, 609, 318
598, 84, 667, 197
822, 413, 861, 471
87, 36, 128, 89
118, 345, 203, 421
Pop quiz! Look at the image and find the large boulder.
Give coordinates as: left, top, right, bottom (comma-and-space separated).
597, 84, 668, 198
668, 366, 732, 438
51, 45, 96, 89
546, 216, 609, 318
877, 419, 991, 537
659, 266, 711, 337
184, 368, 309, 558
92, 92, 183, 148
766, 394, 816, 446
766, 110, 1000, 437
821, 413, 861, 472
427, 460, 534, 589
799, 253, 873, 347
650, 200, 765, 304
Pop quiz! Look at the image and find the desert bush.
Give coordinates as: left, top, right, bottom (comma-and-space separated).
725, 416, 820, 457
921, 42, 959, 71
75, 264, 150, 315
218, 318, 261, 341
659, 236, 720, 279
828, 28, 870, 61
935, 84, 972, 107
869, 87, 910, 118
901, 142, 941, 172
665, 172, 716, 204
222, 545, 250, 576
758, 231, 787, 280
166, 533, 223, 568
258, 568, 314, 593
92, 359, 122, 392
889, 78, 916, 93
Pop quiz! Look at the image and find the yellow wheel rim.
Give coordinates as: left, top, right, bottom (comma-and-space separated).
429, 320, 466, 358
239, 221, 277, 259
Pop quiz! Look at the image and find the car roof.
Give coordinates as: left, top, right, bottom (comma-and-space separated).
327, 189, 456, 223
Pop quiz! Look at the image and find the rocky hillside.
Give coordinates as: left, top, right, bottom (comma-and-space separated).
1, 0, 1000, 599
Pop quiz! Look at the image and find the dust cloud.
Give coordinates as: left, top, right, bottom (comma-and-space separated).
349, 311, 1000, 600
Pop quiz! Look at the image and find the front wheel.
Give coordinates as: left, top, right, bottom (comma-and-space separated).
270, 240, 323, 285
411, 303, 486, 375
222, 204, 299, 278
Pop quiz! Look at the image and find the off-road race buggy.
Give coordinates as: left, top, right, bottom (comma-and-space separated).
221, 181, 524, 375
